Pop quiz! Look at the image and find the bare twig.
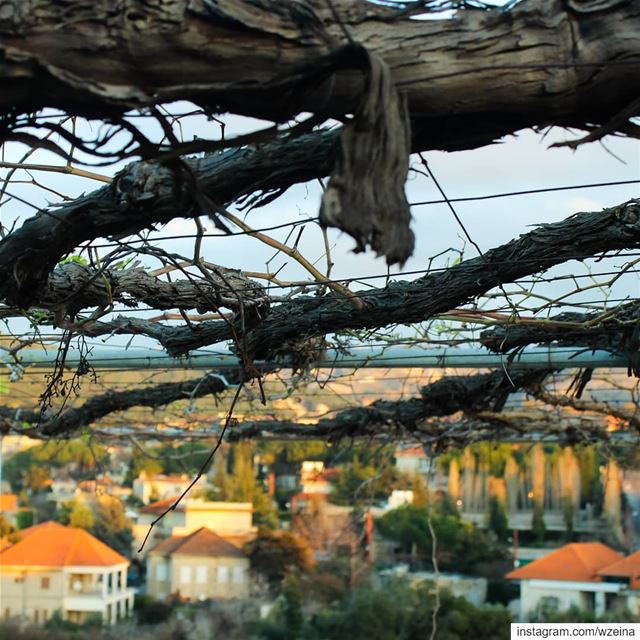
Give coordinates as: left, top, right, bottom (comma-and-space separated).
137, 382, 245, 552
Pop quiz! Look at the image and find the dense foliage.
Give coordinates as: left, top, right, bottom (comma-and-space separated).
251, 577, 511, 640
377, 503, 509, 574
246, 528, 315, 590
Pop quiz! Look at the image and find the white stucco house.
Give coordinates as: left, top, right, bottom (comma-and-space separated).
0, 521, 134, 625
506, 542, 640, 619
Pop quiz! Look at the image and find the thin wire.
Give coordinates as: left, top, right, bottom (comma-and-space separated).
410, 180, 640, 207
60, 179, 640, 250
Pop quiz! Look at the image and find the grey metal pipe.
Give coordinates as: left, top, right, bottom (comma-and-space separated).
2, 345, 629, 371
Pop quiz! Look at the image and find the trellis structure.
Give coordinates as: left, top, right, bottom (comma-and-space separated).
0, 0, 638, 448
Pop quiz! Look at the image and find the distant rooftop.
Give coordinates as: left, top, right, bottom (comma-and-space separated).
0, 521, 128, 567
394, 446, 426, 458
506, 543, 622, 583
149, 527, 246, 559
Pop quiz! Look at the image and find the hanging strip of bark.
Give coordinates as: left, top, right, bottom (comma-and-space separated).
320, 47, 413, 265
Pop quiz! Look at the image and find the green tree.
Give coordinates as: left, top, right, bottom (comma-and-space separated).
24, 465, 51, 493
330, 456, 399, 506
31, 438, 109, 473
3, 450, 33, 491
280, 575, 304, 640
208, 443, 279, 528
487, 497, 509, 543
15, 510, 34, 530
124, 456, 163, 486
305, 578, 511, 640
531, 503, 546, 544
69, 501, 95, 529
157, 441, 211, 475
410, 474, 428, 508
261, 441, 328, 466
246, 528, 315, 590
133, 594, 174, 625
575, 445, 599, 505
254, 489, 280, 530
91, 496, 133, 557
562, 496, 575, 537
377, 504, 508, 574
55, 500, 73, 525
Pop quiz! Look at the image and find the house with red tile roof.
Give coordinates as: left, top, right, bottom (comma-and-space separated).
0, 521, 134, 625
133, 498, 256, 554
147, 527, 249, 602
506, 542, 640, 619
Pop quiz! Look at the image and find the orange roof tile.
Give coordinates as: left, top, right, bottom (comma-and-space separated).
12, 520, 65, 541
0, 494, 18, 511
149, 527, 245, 559
506, 543, 622, 582
0, 521, 127, 567
597, 550, 640, 579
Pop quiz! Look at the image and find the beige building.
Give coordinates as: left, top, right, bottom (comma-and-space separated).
134, 498, 255, 552
147, 527, 249, 602
0, 521, 134, 624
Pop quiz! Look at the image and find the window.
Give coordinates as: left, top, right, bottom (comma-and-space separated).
156, 563, 167, 582
180, 566, 192, 584
41, 577, 50, 589
232, 567, 244, 584
218, 566, 229, 583
196, 566, 207, 584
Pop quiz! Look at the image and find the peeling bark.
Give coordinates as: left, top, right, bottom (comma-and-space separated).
0, 0, 637, 140
2, 365, 632, 445
66, 199, 639, 357
0, 133, 337, 306
0, 373, 232, 438
40, 262, 268, 317
21, 199, 639, 357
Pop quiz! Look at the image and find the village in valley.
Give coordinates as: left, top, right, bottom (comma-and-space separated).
2, 428, 640, 638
